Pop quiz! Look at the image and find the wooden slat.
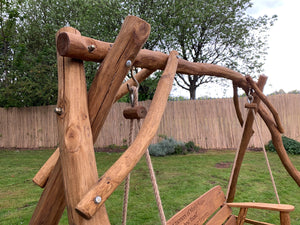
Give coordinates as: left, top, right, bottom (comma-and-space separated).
224, 215, 237, 225
226, 202, 295, 212
76, 50, 179, 219
167, 186, 225, 225
206, 204, 232, 225
244, 218, 273, 225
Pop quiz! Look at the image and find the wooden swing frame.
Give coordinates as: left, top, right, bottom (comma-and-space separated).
29, 16, 298, 225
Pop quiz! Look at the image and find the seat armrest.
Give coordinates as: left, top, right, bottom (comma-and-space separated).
226, 202, 294, 212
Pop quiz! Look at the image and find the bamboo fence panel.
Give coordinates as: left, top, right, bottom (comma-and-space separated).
0, 94, 299, 149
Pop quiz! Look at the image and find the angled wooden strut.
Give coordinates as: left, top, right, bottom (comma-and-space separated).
30, 16, 151, 224
76, 50, 179, 219
226, 75, 267, 203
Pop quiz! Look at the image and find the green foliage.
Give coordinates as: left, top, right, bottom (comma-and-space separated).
148, 137, 184, 157
149, 137, 202, 156
0, 0, 278, 106
265, 136, 300, 155
1, 150, 299, 224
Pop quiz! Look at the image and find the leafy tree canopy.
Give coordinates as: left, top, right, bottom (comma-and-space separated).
0, 0, 276, 106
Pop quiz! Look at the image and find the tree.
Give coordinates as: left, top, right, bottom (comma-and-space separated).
162, 0, 277, 99
0, 0, 123, 107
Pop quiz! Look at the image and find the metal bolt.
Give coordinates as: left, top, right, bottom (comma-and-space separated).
94, 196, 102, 204
88, 45, 96, 52
126, 60, 132, 67
54, 107, 63, 115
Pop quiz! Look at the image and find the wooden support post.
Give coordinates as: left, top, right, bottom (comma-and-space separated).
236, 208, 248, 225
280, 212, 291, 225
30, 15, 150, 224
56, 46, 109, 224
56, 31, 249, 90
76, 51, 179, 219
226, 75, 267, 203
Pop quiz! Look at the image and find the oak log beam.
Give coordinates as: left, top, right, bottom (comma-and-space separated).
57, 48, 109, 224
56, 32, 249, 91
76, 51, 179, 219
226, 75, 267, 203
33, 68, 153, 188
257, 105, 300, 186
30, 15, 150, 224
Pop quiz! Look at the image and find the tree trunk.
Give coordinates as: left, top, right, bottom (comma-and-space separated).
189, 75, 198, 100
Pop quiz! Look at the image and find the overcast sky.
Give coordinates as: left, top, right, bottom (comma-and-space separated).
249, 0, 300, 95
172, 0, 300, 98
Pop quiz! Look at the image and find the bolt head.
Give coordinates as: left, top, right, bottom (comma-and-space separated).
88, 45, 96, 52
126, 60, 132, 67
94, 196, 102, 204
54, 107, 63, 115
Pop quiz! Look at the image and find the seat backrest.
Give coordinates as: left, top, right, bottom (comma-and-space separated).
167, 185, 233, 225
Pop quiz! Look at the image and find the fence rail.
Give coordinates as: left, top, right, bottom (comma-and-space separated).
1, 94, 299, 149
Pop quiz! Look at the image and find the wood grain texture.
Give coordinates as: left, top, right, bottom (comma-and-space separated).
167, 185, 226, 225
76, 51, 179, 219
87, 16, 150, 143
123, 106, 147, 119
30, 27, 111, 225
57, 48, 109, 224
226, 202, 294, 212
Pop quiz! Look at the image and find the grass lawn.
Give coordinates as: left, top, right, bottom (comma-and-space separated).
0, 149, 299, 224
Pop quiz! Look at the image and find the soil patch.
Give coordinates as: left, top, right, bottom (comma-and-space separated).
215, 161, 232, 169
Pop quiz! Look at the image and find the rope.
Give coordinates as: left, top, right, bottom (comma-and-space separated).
251, 109, 280, 204
122, 86, 138, 225
122, 85, 166, 225
137, 120, 167, 225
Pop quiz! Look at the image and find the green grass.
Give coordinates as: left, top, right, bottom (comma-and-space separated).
0, 149, 299, 224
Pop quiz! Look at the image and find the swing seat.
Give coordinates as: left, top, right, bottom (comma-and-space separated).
167, 186, 294, 225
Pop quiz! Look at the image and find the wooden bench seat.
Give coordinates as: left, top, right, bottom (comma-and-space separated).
167, 185, 294, 225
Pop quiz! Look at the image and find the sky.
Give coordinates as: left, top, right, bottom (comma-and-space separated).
172, 0, 300, 98
249, 0, 300, 95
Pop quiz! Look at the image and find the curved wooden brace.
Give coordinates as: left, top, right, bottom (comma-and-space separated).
233, 83, 244, 127
257, 104, 300, 186
75, 51, 179, 219
246, 75, 284, 133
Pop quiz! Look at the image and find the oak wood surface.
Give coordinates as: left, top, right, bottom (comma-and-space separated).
76, 51, 179, 219
56, 31, 249, 91
167, 185, 226, 225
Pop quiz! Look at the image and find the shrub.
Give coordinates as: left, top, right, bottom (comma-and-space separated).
149, 138, 184, 156
265, 136, 300, 155
149, 138, 202, 156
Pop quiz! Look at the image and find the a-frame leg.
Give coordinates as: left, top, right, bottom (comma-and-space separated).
226, 75, 267, 202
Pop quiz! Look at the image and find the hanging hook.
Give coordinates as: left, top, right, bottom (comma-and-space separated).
247, 89, 254, 103
127, 69, 139, 107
